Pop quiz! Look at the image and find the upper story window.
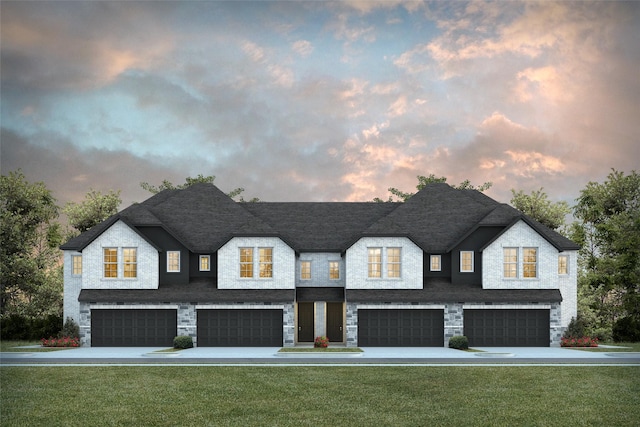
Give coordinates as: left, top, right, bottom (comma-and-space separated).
103, 248, 118, 278
523, 248, 537, 278
300, 261, 311, 280
240, 248, 254, 278
558, 254, 569, 275
167, 251, 180, 273
430, 255, 441, 272
387, 248, 401, 278
72, 255, 82, 276
259, 248, 273, 278
460, 251, 474, 273
503, 248, 518, 278
368, 248, 382, 278
329, 261, 340, 280
200, 255, 210, 272
123, 248, 137, 278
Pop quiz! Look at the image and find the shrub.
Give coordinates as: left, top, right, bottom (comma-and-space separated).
563, 316, 587, 339
561, 336, 598, 347
591, 327, 612, 342
41, 336, 80, 347
314, 336, 329, 348
612, 316, 640, 342
0, 314, 62, 340
59, 317, 80, 339
448, 335, 469, 350
173, 336, 194, 349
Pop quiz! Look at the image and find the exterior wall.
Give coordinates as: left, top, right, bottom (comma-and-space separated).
78, 301, 295, 347
296, 252, 345, 287
345, 237, 423, 289
218, 237, 295, 289
63, 250, 83, 324
81, 220, 159, 289
482, 220, 577, 327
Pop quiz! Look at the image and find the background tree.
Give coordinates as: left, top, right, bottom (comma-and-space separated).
571, 169, 640, 339
140, 174, 258, 202
64, 189, 122, 234
374, 174, 493, 202
510, 188, 571, 231
0, 171, 62, 317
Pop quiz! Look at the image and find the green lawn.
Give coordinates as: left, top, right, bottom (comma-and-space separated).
0, 340, 72, 352
2, 366, 638, 426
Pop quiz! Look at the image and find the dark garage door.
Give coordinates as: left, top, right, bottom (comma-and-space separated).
197, 309, 283, 347
464, 309, 550, 347
91, 309, 177, 347
358, 309, 444, 346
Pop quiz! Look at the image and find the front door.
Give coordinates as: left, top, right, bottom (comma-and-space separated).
298, 302, 314, 342
326, 302, 344, 343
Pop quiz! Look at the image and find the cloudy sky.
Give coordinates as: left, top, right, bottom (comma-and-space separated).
2, 1, 639, 210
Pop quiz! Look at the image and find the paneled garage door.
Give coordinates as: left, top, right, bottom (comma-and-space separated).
197, 309, 283, 347
464, 309, 550, 347
91, 309, 177, 347
358, 309, 444, 347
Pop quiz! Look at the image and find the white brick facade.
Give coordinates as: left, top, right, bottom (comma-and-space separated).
345, 237, 423, 289
218, 237, 295, 289
81, 220, 159, 289
63, 250, 82, 324
482, 220, 577, 327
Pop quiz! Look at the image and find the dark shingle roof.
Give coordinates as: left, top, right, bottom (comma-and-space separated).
347, 278, 563, 303
78, 278, 294, 303
61, 182, 579, 253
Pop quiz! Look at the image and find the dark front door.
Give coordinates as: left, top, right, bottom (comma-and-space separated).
298, 302, 314, 342
326, 302, 344, 343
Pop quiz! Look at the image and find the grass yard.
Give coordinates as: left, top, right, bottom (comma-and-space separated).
2, 366, 638, 426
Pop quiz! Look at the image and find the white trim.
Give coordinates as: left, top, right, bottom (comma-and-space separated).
356, 304, 446, 309
460, 250, 474, 273
90, 304, 180, 309
199, 255, 211, 272
167, 251, 181, 273
462, 304, 551, 310
196, 304, 286, 310
430, 255, 441, 272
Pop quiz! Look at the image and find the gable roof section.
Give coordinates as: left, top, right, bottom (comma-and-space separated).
365, 183, 498, 253
242, 202, 400, 252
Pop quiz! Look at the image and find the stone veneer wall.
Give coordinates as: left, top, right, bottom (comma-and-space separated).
79, 301, 295, 347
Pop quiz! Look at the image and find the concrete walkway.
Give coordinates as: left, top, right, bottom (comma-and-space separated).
2, 345, 640, 365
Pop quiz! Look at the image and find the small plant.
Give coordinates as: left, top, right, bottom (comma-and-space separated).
448, 335, 469, 350
561, 336, 599, 347
41, 336, 80, 347
314, 336, 329, 348
59, 317, 80, 339
563, 316, 587, 339
173, 335, 194, 349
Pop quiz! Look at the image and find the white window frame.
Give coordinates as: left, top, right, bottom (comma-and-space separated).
300, 261, 311, 280
503, 247, 518, 278
558, 254, 569, 276
430, 255, 441, 272
72, 255, 82, 276
103, 247, 118, 278
460, 251, 474, 273
523, 247, 538, 278
367, 248, 382, 278
123, 247, 137, 279
258, 247, 273, 278
387, 248, 401, 278
199, 255, 211, 272
240, 248, 254, 278
329, 261, 340, 280
167, 251, 181, 273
